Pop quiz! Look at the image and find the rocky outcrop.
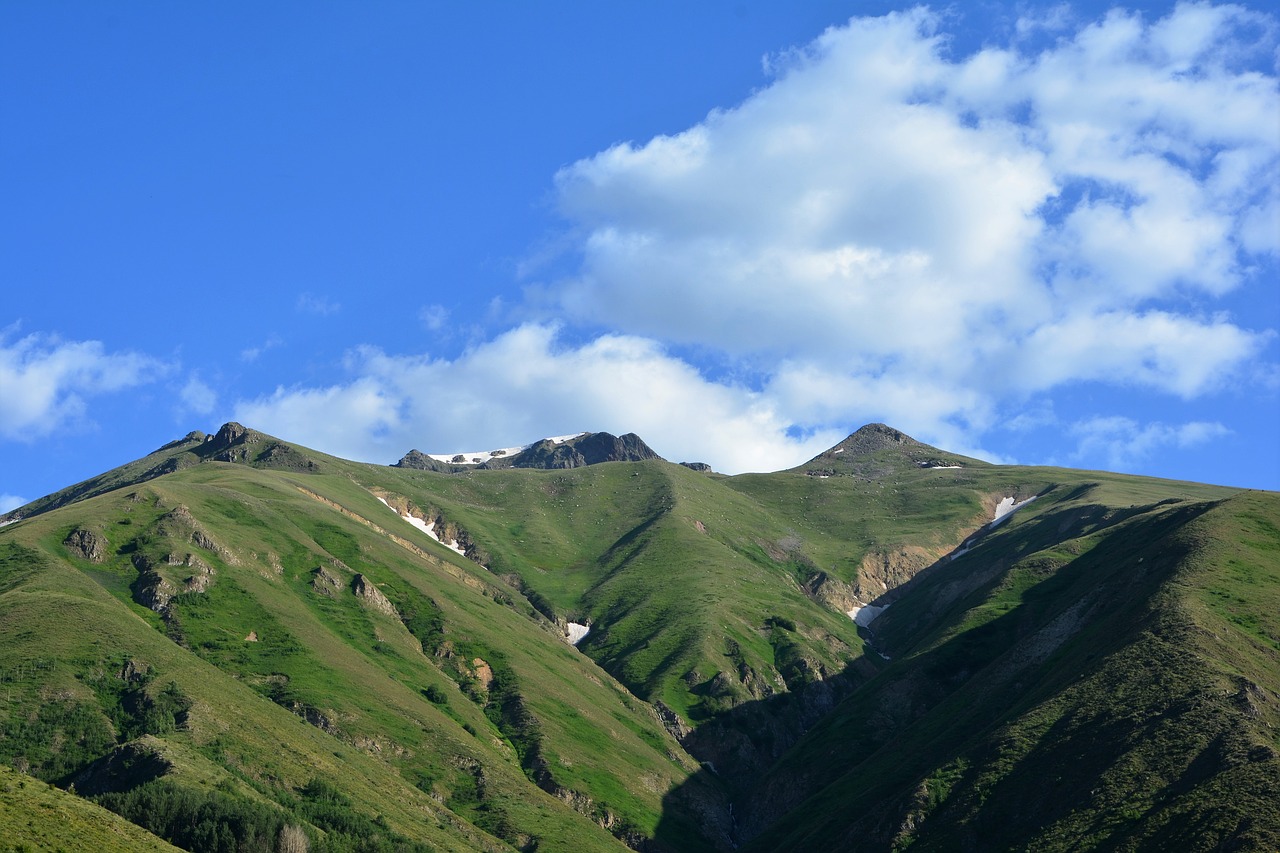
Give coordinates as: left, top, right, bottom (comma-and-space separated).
131, 555, 176, 612
498, 432, 660, 469
63, 527, 107, 562
654, 700, 692, 740
393, 431, 664, 473
804, 571, 861, 613
198, 422, 317, 471
352, 574, 397, 616
311, 565, 344, 596
680, 462, 713, 473
391, 450, 456, 472
201, 422, 257, 462
167, 552, 215, 593
287, 701, 338, 734
156, 505, 240, 566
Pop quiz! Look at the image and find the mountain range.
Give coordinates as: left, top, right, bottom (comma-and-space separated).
0, 422, 1276, 852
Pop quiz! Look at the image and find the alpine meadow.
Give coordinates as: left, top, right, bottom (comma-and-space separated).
0, 422, 1276, 850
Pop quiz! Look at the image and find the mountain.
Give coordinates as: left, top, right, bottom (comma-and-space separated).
393, 431, 662, 472
1, 423, 1276, 852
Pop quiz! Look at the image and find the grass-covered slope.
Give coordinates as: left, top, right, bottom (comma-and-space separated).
0, 764, 182, 852
362, 459, 876, 727
728, 482, 1279, 851
1, 421, 1275, 852
0, 442, 718, 852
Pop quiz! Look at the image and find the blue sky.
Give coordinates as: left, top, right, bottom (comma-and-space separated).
2, 1, 1278, 511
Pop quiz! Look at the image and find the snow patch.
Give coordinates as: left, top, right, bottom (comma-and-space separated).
832, 448, 845, 454
847, 603, 890, 627
0, 519, 15, 529
378, 497, 468, 557
949, 495, 1039, 560
989, 495, 1037, 527
426, 432, 589, 465
566, 622, 590, 645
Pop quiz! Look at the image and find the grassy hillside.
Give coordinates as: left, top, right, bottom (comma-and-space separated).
1, 421, 1275, 852
0, 763, 181, 852
0, 443, 715, 851
730, 483, 1279, 851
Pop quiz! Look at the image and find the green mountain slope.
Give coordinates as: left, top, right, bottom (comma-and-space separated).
0, 431, 714, 852
1, 421, 1275, 852
0, 763, 182, 852
728, 484, 1280, 851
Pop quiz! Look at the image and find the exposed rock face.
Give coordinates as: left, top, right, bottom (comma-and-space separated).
854, 546, 942, 603
352, 574, 396, 616
158, 505, 239, 566
680, 462, 713, 473
393, 431, 663, 472
804, 571, 861, 613
131, 555, 176, 612
654, 700, 692, 740
470, 657, 495, 691
63, 527, 107, 562
501, 432, 660, 469
203, 422, 257, 462
311, 565, 343, 596
166, 552, 216, 593
391, 449, 455, 473
151, 430, 207, 454
287, 701, 338, 734
198, 422, 317, 471
183, 563, 215, 593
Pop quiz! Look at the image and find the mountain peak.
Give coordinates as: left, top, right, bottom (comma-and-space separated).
797, 423, 982, 478
394, 430, 662, 472
842, 423, 924, 454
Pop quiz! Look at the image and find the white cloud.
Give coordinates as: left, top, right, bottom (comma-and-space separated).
241, 335, 282, 363
1069, 416, 1232, 471
297, 293, 341, 316
237, 5, 1277, 475
234, 324, 839, 473
542, 3, 1277, 441
1008, 311, 1267, 397
179, 376, 218, 416
0, 332, 169, 440
0, 494, 25, 514
419, 304, 450, 332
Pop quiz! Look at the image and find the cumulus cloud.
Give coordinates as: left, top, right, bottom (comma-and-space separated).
0, 332, 169, 440
1069, 416, 1232, 470
179, 376, 218, 416
235, 324, 840, 473
546, 4, 1277, 425
0, 494, 25, 514
238, 4, 1277, 474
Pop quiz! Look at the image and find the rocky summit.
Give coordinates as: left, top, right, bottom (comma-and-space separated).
394, 430, 661, 472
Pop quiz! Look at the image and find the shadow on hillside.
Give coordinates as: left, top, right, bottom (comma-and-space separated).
650, 495, 1221, 852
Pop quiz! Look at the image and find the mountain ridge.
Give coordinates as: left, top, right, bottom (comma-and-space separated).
0, 421, 1275, 851
394, 430, 662, 473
